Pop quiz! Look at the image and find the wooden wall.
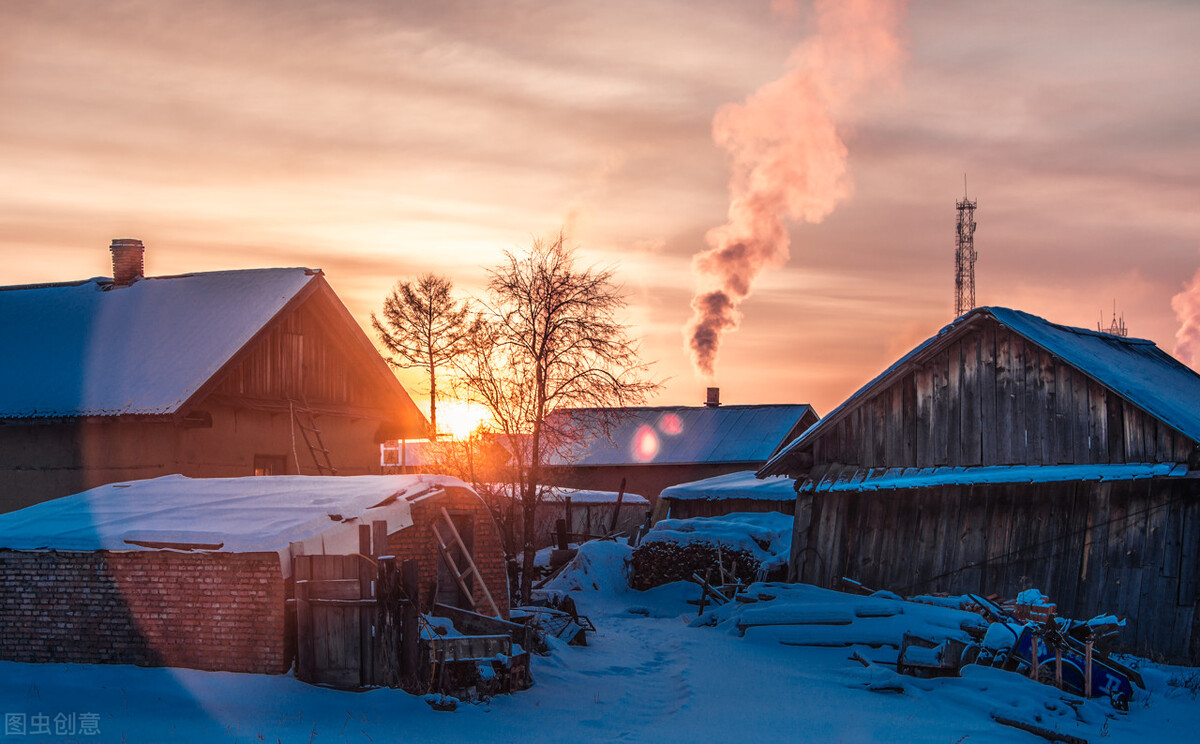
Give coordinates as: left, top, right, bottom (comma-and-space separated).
795, 478, 1200, 663
215, 294, 388, 408
812, 321, 1195, 469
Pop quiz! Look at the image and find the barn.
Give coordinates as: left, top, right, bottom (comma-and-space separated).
541, 391, 817, 504
759, 306, 1200, 663
0, 474, 508, 678
0, 238, 427, 513
658, 470, 796, 520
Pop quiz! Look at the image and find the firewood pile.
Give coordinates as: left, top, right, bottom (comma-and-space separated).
631, 540, 759, 590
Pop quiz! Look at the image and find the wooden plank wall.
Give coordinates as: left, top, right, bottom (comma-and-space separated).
814, 322, 1195, 468
215, 301, 384, 407
800, 479, 1200, 663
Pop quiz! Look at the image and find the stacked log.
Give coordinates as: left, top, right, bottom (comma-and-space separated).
631, 540, 759, 590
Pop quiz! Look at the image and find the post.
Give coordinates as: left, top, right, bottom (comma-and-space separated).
555, 519, 569, 551
1084, 640, 1093, 697
610, 477, 627, 533
401, 559, 421, 690
359, 525, 374, 687
1055, 649, 1063, 690
564, 496, 573, 542
1029, 633, 1040, 681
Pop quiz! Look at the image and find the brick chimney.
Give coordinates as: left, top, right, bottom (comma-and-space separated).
110, 238, 145, 286
705, 387, 720, 407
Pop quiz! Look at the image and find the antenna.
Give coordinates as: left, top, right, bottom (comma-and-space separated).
1098, 300, 1128, 337
954, 176, 978, 317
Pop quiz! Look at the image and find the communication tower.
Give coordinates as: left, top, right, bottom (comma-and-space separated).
955, 178, 978, 317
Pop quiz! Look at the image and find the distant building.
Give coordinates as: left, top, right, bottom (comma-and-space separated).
540, 391, 818, 505
658, 470, 796, 520
0, 239, 427, 512
760, 306, 1200, 663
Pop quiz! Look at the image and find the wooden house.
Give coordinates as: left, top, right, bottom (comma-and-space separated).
0, 474, 508, 680
759, 306, 1200, 663
541, 392, 817, 504
658, 470, 796, 520
0, 239, 427, 512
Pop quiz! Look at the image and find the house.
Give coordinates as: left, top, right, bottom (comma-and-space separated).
0, 474, 508, 676
759, 306, 1200, 663
0, 239, 427, 512
540, 390, 818, 505
658, 470, 796, 520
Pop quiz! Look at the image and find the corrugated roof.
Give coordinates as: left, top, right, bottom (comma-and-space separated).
546, 404, 816, 467
0, 268, 316, 418
761, 306, 1200, 476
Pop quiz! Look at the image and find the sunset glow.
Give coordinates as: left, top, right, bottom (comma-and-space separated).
434, 400, 491, 441
2, 1, 1198, 415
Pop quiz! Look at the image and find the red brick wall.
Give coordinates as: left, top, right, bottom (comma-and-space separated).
386, 487, 510, 619
0, 550, 288, 674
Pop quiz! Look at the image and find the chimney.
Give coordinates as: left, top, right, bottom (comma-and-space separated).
110, 238, 145, 286
705, 387, 720, 407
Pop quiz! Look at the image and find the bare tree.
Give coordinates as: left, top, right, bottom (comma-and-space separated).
371, 273, 473, 440
455, 232, 659, 601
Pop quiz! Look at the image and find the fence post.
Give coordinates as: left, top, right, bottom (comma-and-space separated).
401, 558, 421, 691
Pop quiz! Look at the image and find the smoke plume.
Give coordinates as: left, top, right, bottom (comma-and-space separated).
685, 0, 906, 378
1171, 268, 1200, 368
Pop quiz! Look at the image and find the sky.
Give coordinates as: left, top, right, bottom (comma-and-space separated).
2, 0, 1199, 417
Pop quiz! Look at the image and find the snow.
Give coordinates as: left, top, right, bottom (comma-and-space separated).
2, 537, 1199, 742
802, 462, 1186, 492
659, 470, 795, 501
1017, 588, 1052, 606
0, 268, 315, 418
642, 512, 793, 570
0, 474, 466, 575
487, 483, 649, 505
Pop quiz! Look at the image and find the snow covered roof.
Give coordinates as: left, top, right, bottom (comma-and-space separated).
798, 463, 1186, 493
0, 474, 467, 571
0, 268, 317, 418
762, 306, 1200, 476
659, 470, 796, 502
545, 404, 817, 467
487, 483, 649, 505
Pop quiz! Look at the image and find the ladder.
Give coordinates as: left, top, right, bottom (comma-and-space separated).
290, 399, 337, 475
431, 507, 500, 617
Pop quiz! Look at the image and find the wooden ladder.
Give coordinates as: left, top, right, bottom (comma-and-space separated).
290, 399, 337, 476
431, 507, 500, 617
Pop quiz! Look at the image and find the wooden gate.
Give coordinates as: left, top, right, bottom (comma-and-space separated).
294, 522, 393, 688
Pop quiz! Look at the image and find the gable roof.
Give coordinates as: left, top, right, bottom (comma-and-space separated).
760, 306, 1200, 476
0, 269, 317, 418
545, 404, 818, 467
0, 268, 425, 431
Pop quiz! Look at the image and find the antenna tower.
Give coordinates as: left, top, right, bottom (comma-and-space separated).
1099, 301, 1128, 337
955, 177, 978, 317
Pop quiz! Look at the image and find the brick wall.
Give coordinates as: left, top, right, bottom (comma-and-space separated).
0, 550, 288, 674
386, 487, 510, 619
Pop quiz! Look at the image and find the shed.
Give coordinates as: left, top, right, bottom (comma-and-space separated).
759, 306, 1200, 663
540, 396, 817, 503
658, 471, 796, 520
0, 238, 427, 512
0, 474, 507, 675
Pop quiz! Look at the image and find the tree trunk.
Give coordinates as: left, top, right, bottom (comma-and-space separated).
520, 482, 537, 604
428, 362, 437, 441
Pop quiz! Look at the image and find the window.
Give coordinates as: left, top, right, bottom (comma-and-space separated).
253, 454, 288, 476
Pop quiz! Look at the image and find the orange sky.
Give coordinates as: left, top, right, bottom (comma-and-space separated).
3, 1, 1199, 417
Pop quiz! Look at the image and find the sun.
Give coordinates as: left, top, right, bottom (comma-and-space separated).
434, 400, 490, 440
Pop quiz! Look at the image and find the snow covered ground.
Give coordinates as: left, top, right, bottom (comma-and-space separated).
2, 540, 1198, 743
